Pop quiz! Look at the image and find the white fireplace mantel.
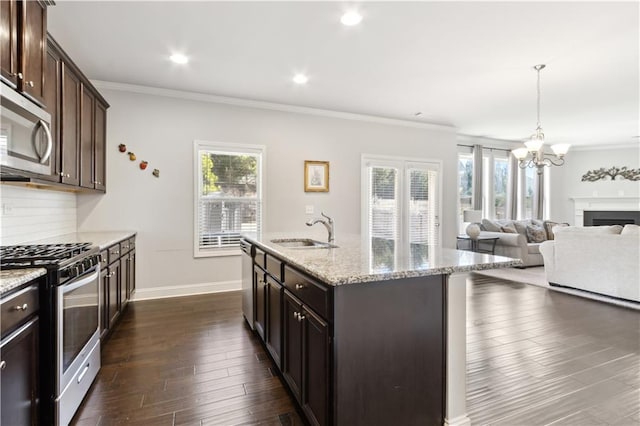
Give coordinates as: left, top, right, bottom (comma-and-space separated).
571, 196, 640, 226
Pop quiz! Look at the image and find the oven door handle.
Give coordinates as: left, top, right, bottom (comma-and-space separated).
63, 270, 99, 293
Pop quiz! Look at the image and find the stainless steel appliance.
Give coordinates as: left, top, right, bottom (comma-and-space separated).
240, 239, 254, 329
0, 243, 101, 425
0, 82, 53, 176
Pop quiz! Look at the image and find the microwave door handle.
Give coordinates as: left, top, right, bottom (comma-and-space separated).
36, 119, 53, 164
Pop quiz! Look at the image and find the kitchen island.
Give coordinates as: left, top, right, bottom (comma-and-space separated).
242, 234, 521, 426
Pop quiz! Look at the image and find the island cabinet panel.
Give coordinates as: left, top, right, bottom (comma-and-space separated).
301, 305, 330, 426
265, 274, 282, 368
253, 265, 266, 340
282, 291, 303, 401
284, 266, 331, 320
332, 275, 446, 426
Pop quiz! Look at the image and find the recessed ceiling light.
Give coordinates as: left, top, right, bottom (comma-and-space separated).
169, 53, 189, 64
341, 11, 362, 26
414, 112, 423, 117
293, 73, 308, 84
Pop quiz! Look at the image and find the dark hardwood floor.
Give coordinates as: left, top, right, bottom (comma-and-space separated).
72, 275, 639, 425
70, 292, 303, 425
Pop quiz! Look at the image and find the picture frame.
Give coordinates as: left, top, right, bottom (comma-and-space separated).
304, 160, 329, 192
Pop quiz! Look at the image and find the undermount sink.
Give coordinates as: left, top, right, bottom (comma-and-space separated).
271, 238, 338, 249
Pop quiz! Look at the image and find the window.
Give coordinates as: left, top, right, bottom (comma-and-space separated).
194, 141, 264, 257
363, 156, 441, 272
458, 153, 473, 232
522, 166, 536, 220
493, 157, 508, 219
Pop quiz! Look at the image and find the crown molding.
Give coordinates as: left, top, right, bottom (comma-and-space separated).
90, 80, 456, 132
570, 143, 640, 152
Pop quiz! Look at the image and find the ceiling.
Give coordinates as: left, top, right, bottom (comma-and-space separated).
48, 1, 639, 147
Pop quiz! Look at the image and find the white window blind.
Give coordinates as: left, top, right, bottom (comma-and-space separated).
363, 156, 441, 270
194, 142, 263, 257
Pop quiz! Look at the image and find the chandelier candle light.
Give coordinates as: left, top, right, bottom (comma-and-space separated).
512, 64, 570, 174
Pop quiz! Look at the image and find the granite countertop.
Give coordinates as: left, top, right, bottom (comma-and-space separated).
0, 268, 46, 297
29, 231, 137, 250
243, 233, 522, 286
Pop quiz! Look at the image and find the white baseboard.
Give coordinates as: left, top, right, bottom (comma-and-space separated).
444, 414, 472, 426
132, 280, 241, 301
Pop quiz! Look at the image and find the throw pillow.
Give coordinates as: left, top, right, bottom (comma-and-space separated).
526, 224, 547, 243
481, 219, 502, 232
543, 220, 569, 240
500, 224, 517, 233
621, 224, 640, 235
513, 219, 531, 236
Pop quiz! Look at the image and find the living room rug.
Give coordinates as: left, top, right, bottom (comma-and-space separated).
473, 266, 639, 310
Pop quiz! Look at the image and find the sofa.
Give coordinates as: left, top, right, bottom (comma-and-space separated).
539, 225, 640, 303
476, 218, 563, 267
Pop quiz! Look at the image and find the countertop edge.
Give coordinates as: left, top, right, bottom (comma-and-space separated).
0, 268, 47, 297
244, 235, 523, 286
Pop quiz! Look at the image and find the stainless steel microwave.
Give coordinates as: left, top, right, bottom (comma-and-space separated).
0, 83, 53, 176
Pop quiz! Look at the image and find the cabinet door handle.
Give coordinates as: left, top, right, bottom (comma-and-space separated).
0, 360, 6, 370
293, 312, 299, 320
26, 81, 34, 87
295, 283, 306, 290
17, 72, 23, 79
298, 314, 305, 322
14, 303, 28, 311
114, 251, 120, 255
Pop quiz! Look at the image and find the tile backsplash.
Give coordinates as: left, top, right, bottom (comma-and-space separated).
0, 185, 77, 245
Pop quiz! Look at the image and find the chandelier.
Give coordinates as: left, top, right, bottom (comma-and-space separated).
512, 64, 570, 174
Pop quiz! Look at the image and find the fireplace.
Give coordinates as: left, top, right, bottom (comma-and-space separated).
583, 210, 640, 226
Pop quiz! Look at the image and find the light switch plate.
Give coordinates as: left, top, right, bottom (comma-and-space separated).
305, 205, 314, 214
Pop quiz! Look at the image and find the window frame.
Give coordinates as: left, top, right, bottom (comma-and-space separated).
361, 154, 443, 250
193, 140, 266, 258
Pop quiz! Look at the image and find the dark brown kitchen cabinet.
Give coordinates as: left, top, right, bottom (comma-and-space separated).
60, 62, 81, 186
0, 0, 19, 86
80, 87, 95, 189
93, 100, 107, 191
0, 0, 48, 105
106, 260, 121, 330
265, 275, 283, 368
1, 282, 41, 426
254, 265, 266, 340
100, 236, 136, 343
283, 290, 330, 426
42, 39, 61, 182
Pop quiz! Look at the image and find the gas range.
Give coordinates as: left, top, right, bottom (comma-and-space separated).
0, 243, 101, 282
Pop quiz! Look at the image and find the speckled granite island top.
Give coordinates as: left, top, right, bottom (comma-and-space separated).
29, 231, 136, 250
243, 233, 522, 286
0, 268, 46, 297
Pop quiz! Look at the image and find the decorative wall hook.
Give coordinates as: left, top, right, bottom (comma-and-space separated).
128, 152, 136, 161
140, 161, 148, 170
118, 144, 127, 152
152, 169, 160, 178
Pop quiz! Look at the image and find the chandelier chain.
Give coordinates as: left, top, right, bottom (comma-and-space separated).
536, 66, 541, 128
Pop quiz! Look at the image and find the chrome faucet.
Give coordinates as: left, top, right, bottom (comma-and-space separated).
306, 212, 335, 243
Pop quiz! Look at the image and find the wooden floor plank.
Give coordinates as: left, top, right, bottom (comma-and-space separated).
72, 274, 639, 425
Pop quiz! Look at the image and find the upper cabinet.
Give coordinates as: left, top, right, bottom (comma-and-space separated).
0, 0, 49, 105
44, 35, 109, 192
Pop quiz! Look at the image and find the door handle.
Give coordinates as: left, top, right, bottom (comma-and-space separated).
34, 119, 53, 164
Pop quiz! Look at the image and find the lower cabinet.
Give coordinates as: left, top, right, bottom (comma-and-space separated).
265, 275, 283, 368
1, 282, 41, 426
99, 235, 136, 343
254, 265, 266, 340
283, 290, 330, 426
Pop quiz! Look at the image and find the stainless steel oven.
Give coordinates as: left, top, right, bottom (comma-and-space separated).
0, 82, 53, 175
56, 267, 101, 426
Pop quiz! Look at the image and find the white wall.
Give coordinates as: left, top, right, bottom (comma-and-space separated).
76, 86, 457, 296
548, 146, 640, 224
0, 185, 77, 245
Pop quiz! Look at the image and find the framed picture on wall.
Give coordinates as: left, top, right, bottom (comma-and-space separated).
304, 160, 329, 192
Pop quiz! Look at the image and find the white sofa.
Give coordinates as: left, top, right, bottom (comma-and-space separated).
477, 219, 555, 267
539, 225, 640, 303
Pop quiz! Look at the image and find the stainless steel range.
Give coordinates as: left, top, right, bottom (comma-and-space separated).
0, 243, 101, 425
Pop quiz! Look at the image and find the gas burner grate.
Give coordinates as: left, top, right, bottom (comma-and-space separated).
0, 243, 94, 265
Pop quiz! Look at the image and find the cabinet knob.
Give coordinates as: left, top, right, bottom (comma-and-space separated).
14, 303, 28, 311
295, 283, 306, 290
17, 72, 23, 79
298, 314, 305, 321
60, 172, 65, 177
0, 360, 5, 370
114, 251, 120, 255
66, 174, 70, 178
26, 81, 34, 87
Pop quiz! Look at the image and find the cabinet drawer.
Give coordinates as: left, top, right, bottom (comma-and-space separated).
99, 250, 109, 270
266, 254, 283, 282
255, 247, 266, 268
128, 237, 136, 251
108, 244, 121, 263
284, 266, 331, 320
120, 239, 132, 254
1, 285, 39, 336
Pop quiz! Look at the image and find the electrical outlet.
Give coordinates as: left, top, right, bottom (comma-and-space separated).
305, 205, 314, 215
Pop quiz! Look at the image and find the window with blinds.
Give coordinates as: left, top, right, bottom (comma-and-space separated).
363, 156, 441, 270
194, 141, 263, 257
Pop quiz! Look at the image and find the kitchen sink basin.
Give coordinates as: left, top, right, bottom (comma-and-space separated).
271, 238, 338, 249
